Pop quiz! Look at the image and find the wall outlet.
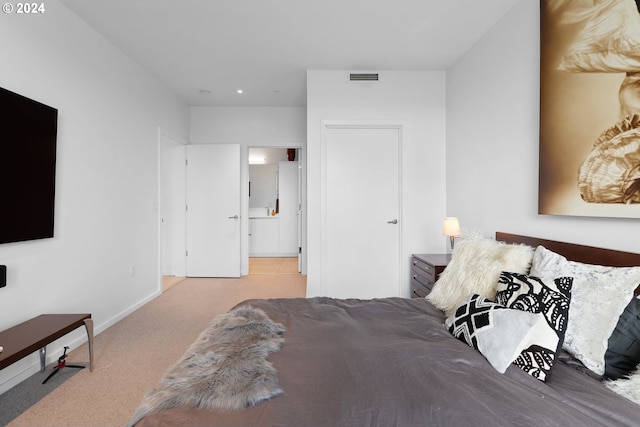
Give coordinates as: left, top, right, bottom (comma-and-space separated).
130, 265, 136, 277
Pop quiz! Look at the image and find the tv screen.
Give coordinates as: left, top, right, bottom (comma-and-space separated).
0, 87, 58, 244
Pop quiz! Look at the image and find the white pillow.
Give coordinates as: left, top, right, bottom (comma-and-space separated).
426, 236, 534, 317
530, 245, 640, 376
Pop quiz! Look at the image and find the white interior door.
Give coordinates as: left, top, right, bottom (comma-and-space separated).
186, 144, 241, 277
322, 124, 401, 298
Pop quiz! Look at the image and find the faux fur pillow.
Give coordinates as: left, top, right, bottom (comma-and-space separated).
426, 236, 534, 317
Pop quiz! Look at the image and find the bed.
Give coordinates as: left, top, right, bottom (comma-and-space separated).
129, 232, 640, 427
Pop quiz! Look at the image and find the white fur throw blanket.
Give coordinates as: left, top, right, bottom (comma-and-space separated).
126, 305, 285, 427
606, 365, 640, 406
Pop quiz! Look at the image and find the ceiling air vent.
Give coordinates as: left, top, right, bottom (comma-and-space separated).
349, 73, 379, 83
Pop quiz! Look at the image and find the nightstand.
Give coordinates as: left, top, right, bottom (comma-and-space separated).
411, 254, 451, 298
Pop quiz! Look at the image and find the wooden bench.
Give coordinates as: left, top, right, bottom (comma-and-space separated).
0, 314, 94, 373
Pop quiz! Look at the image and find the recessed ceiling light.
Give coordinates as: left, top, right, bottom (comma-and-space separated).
237, 89, 244, 94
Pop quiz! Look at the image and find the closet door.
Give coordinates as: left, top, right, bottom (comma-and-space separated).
322, 124, 401, 298
186, 144, 241, 277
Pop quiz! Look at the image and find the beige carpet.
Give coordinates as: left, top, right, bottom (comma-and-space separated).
8, 259, 306, 427
249, 256, 299, 274
161, 275, 185, 292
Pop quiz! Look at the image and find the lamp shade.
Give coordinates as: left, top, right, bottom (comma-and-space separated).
442, 217, 460, 237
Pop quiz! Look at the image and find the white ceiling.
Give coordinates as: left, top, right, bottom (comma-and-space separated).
59, 0, 519, 107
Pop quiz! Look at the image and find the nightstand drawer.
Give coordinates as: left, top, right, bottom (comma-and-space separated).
411, 269, 433, 287
411, 277, 432, 298
411, 258, 436, 280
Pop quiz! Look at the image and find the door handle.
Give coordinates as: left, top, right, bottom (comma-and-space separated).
387, 219, 398, 224
228, 215, 239, 219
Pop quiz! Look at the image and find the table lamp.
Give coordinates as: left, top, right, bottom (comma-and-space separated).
443, 217, 460, 249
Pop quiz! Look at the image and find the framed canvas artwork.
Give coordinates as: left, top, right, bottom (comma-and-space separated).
539, 0, 640, 218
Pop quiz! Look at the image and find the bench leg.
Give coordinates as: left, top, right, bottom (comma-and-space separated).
39, 347, 46, 373
83, 318, 94, 371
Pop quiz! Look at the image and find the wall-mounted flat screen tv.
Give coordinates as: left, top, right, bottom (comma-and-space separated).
0, 87, 58, 244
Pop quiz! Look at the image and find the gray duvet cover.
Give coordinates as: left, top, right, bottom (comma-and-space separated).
136, 297, 640, 427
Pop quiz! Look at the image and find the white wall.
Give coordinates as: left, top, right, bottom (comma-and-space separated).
446, 0, 640, 253
190, 106, 306, 274
191, 107, 306, 145
306, 70, 447, 297
0, 1, 189, 392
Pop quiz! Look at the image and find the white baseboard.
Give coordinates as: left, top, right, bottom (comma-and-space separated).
94, 289, 161, 336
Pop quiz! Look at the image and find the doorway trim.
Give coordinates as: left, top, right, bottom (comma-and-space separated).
157, 127, 187, 291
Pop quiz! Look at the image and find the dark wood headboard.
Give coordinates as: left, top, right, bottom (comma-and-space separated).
496, 232, 640, 294
495, 232, 640, 267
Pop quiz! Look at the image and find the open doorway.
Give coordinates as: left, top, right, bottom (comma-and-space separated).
248, 147, 301, 273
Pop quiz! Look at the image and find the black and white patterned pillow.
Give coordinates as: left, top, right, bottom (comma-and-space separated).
496, 272, 573, 381
446, 294, 544, 373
